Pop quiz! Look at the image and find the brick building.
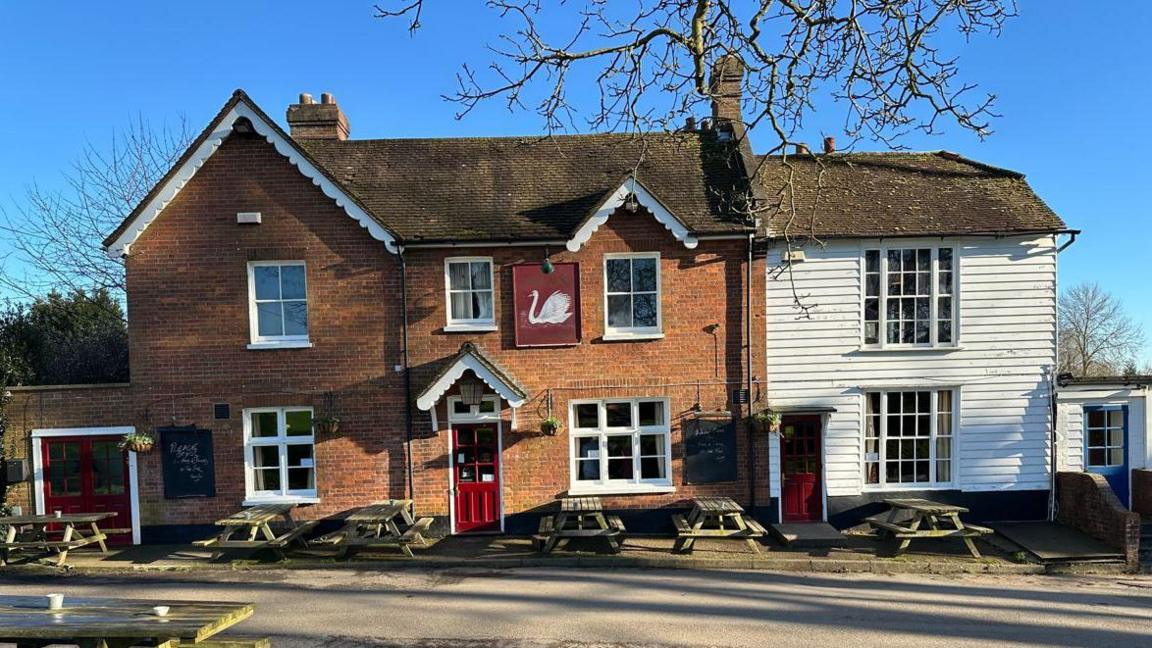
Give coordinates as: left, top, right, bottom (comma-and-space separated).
4, 62, 1094, 544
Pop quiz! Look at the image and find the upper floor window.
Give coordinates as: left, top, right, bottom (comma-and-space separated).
445, 258, 495, 331
244, 407, 316, 502
864, 247, 955, 347
248, 261, 309, 347
864, 389, 955, 488
604, 253, 661, 339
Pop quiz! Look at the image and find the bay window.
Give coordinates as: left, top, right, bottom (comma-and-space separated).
864, 247, 955, 347
570, 398, 672, 492
864, 389, 955, 488
244, 407, 317, 502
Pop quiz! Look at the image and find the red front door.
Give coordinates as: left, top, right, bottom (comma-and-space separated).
781, 416, 823, 522
42, 436, 133, 545
453, 423, 501, 533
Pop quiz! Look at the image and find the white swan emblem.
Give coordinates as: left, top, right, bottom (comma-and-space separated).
527, 289, 573, 325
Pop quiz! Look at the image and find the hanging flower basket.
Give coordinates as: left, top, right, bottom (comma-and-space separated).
539, 416, 562, 436
119, 432, 155, 453
750, 410, 782, 435
313, 417, 342, 436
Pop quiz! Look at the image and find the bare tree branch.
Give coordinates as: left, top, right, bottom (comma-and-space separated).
1059, 282, 1147, 377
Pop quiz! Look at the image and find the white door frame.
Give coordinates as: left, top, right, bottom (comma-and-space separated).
774, 413, 831, 524
445, 396, 505, 535
31, 426, 142, 545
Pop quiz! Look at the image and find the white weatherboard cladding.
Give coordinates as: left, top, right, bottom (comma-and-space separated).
765, 236, 1058, 498
1056, 386, 1149, 476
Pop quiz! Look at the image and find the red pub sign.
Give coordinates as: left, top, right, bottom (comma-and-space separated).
512, 262, 581, 347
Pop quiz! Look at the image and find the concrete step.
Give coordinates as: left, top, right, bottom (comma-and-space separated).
769, 522, 846, 548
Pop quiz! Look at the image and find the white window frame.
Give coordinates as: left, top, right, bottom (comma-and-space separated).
243, 406, 318, 504
862, 387, 958, 491
568, 397, 674, 495
447, 395, 501, 422
861, 246, 958, 349
603, 252, 663, 340
444, 257, 497, 332
247, 261, 312, 349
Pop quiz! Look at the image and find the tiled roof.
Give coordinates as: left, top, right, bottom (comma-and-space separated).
299, 132, 753, 242
756, 152, 1067, 239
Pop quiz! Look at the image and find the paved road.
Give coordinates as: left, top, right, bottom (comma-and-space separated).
2, 568, 1151, 647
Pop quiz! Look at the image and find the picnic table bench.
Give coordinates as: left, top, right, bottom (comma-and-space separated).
535, 496, 625, 554
0, 594, 260, 648
865, 498, 994, 558
193, 503, 317, 560
672, 496, 766, 554
0, 512, 115, 567
311, 499, 434, 558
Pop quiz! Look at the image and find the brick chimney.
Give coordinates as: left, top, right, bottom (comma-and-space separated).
709, 54, 745, 130
286, 92, 349, 140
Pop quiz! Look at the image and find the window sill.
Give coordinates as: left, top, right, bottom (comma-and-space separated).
443, 323, 498, 333
247, 341, 313, 350
857, 345, 963, 353
243, 496, 320, 506
861, 485, 955, 493
568, 483, 676, 496
601, 332, 665, 342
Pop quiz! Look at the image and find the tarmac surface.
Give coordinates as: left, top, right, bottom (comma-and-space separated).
2, 567, 1151, 647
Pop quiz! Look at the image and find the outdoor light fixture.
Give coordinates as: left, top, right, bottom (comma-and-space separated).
459, 378, 485, 406
541, 247, 554, 274
624, 192, 640, 213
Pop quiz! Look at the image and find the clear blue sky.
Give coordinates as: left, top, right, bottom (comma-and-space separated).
0, 2, 1148, 363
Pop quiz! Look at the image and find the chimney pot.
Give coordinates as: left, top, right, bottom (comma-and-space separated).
287, 92, 349, 140
823, 136, 836, 154
685, 116, 697, 131
794, 143, 811, 156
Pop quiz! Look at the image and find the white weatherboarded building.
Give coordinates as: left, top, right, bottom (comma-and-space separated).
757, 152, 1071, 527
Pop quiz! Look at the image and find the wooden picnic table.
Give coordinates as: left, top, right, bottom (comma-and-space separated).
311, 499, 433, 558
193, 503, 317, 560
0, 594, 257, 648
0, 512, 115, 567
672, 496, 766, 554
866, 498, 994, 559
535, 496, 625, 554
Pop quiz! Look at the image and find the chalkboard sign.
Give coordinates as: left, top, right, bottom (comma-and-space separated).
160, 426, 216, 499
683, 415, 737, 484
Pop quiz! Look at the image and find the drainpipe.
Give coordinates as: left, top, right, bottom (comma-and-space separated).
1050, 231, 1078, 520
746, 230, 757, 516
399, 246, 416, 510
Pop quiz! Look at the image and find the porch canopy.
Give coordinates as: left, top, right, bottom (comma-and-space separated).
415, 342, 528, 411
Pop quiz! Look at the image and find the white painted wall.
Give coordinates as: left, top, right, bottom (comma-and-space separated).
765, 235, 1058, 499
1056, 385, 1149, 497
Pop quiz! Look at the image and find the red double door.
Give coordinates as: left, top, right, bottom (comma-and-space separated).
41, 435, 133, 545
780, 416, 823, 522
452, 424, 501, 533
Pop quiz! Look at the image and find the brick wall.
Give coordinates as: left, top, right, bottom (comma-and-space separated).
4, 385, 135, 512
1133, 469, 1152, 517
3, 129, 768, 537
1056, 471, 1141, 571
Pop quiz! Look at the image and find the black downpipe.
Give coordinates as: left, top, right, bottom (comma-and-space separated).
399, 247, 416, 509
746, 232, 757, 516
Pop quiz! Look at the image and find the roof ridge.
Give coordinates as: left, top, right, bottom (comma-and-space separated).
305, 131, 704, 145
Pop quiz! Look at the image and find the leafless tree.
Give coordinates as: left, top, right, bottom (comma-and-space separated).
377, 1, 1018, 316
377, 1, 1014, 147
1059, 282, 1147, 378
0, 117, 191, 308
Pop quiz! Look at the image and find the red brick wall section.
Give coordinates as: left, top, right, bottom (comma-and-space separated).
1133, 469, 1152, 517
4, 385, 135, 513
1056, 471, 1141, 571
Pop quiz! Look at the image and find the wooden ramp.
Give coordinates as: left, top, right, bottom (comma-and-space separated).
990, 521, 1124, 563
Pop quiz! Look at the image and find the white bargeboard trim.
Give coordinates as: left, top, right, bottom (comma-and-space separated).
104, 96, 399, 257
566, 176, 698, 252
416, 354, 527, 411
31, 426, 141, 545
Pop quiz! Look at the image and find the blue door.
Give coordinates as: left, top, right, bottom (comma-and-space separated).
1084, 406, 1129, 507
